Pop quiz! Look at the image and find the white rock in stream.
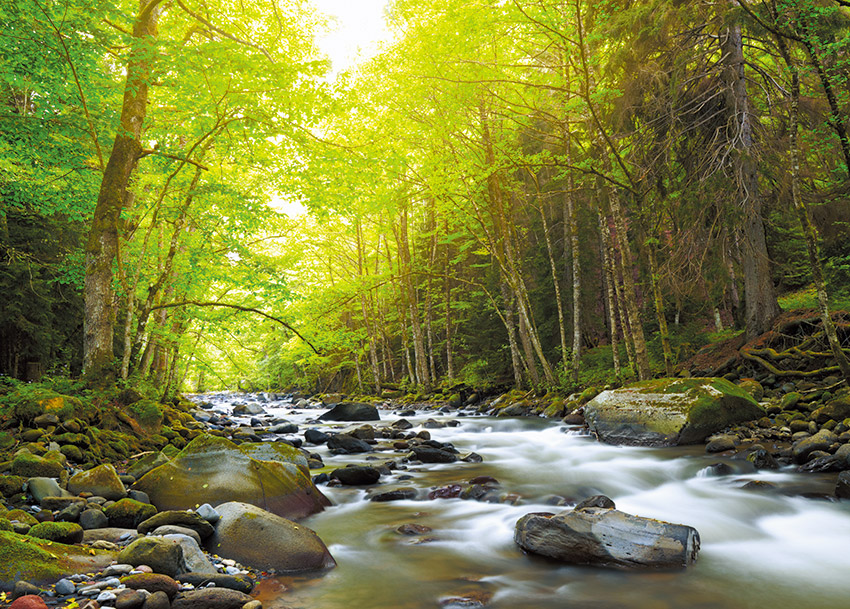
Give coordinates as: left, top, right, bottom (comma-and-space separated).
515, 500, 700, 569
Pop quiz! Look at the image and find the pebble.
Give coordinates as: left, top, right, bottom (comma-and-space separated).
103, 564, 135, 577
54, 579, 76, 595
96, 591, 118, 603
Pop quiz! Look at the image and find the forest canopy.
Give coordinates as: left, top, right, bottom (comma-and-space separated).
2, 0, 850, 395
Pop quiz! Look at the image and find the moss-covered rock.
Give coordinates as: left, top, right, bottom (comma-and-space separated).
67, 464, 126, 500
0, 475, 26, 498
104, 498, 158, 529
584, 377, 764, 446
10, 453, 64, 479
0, 432, 15, 451
543, 399, 566, 418
5, 509, 38, 527
59, 445, 83, 462
133, 434, 330, 520
27, 521, 84, 544
0, 530, 113, 591
0, 519, 12, 532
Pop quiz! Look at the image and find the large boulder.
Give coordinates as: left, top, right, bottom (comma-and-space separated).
133, 435, 329, 520
67, 464, 127, 500
318, 402, 380, 422
584, 378, 764, 446
205, 502, 335, 573
515, 499, 700, 569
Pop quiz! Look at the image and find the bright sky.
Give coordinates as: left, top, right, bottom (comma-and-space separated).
269, 0, 392, 217
314, 0, 392, 75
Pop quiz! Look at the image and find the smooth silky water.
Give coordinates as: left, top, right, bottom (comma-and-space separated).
193, 394, 850, 609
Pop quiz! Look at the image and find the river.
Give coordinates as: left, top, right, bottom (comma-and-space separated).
191, 394, 850, 609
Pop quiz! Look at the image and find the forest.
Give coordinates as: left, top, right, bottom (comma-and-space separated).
3, 0, 850, 397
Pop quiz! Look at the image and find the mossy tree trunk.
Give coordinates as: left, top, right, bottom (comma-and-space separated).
83, 0, 164, 380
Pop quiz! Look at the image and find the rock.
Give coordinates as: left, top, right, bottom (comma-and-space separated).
304, 429, 329, 444
811, 396, 850, 425
705, 434, 738, 453
27, 478, 70, 504
11, 454, 64, 479
574, 495, 616, 510
151, 525, 201, 546
515, 506, 700, 569
79, 509, 109, 530
392, 419, 413, 430
269, 422, 298, 434
115, 589, 147, 609
82, 527, 137, 544
369, 487, 417, 502
0, 475, 27, 498
176, 573, 254, 594
117, 536, 186, 577
780, 392, 802, 410
326, 434, 372, 454
205, 501, 335, 573
55, 579, 76, 595
195, 503, 220, 524
584, 378, 764, 446
747, 449, 780, 470
160, 533, 217, 574
104, 498, 158, 529
9, 595, 48, 609
330, 466, 380, 485
397, 523, 432, 535
792, 429, 837, 464
318, 402, 380, 422
12, 581, 41, 599
171, 588, 254, 609
409, 446, 457, 463
232, 403, 265, 416
836, 471, 850, 499
127, 452, 171, 481
120, 573, 180, 599
698, 463, 733, 477
736, 378, 764, 401
143, 590, 171, 609
138, 511, 215, 540
27, 521, 84, 544
68, 464, 127, 501
133, 434, 329, 520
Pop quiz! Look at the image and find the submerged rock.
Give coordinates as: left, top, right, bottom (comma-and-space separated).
584, 378, 764, 446
514, 498, 699, 569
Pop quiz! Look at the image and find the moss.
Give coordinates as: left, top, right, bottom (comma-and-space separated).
59, 445, 83, 462
543, 399, 566, 418
28, 521, 84, 544
0, 475, 26, 498
0, 530, 114, 591
104, 498, 158, 528
10, 453, 64, 478
0, 432, 14, 451
5, 509, 38, 526
127, 399, 164, 431
0, 519, 11, 531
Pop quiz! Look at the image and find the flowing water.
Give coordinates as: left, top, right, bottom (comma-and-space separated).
191, 394, 850, 609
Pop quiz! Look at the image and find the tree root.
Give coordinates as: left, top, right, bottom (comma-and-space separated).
740, 348, 841, 378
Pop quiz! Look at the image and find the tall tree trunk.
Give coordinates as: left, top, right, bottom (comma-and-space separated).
500, 280, 524, 388
597, 211, 622, 376
443, 220, 455, 381
83, 0, 164, 379
647, 243, 674, 376
781, 47, 850, 379
540, 202, 568, 372
720, 16, 780, 339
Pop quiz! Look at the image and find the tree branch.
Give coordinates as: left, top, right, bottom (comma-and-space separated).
175, 0, 274, 63
149, 300, 320, 354
138, 149, 210, 170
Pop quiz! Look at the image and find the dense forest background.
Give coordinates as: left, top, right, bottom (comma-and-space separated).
2, 0, 850, 396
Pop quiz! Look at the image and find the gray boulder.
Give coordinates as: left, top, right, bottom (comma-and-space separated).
171, 587, 254, 609
792, 429, 837, 464
584, 378, 764, 446
27, 477, 71, 504
159, 534, 216, 574
205, 501, 335, 573
515, 499, 699, 569
327, 434, 372, 454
